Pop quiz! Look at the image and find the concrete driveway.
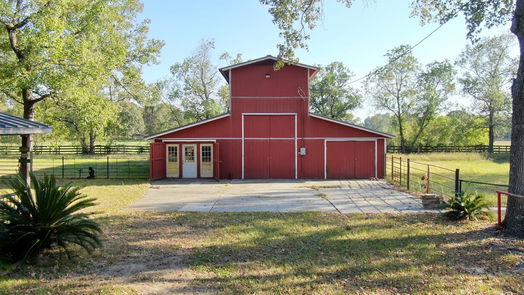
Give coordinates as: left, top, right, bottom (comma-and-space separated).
129, 179, 428, 213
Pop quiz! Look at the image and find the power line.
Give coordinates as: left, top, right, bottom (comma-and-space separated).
348, 22, 447, 85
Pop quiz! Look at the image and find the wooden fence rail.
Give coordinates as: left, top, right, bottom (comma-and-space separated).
387, 145, 510, 153
0, 145, 150, 155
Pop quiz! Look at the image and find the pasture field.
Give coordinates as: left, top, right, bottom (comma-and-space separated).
387, 153, 509, 206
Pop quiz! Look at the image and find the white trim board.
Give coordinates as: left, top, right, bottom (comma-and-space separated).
158, 137, 382, 141
162, 139, 217, 143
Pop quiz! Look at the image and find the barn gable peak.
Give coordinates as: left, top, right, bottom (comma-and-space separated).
219, 55, 319, 83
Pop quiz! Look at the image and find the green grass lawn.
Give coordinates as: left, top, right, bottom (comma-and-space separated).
0, 155, 149, 181
387, 153, 510, 205
1, 177, 523, 294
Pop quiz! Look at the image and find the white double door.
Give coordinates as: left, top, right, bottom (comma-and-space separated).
182, 144, 197, 178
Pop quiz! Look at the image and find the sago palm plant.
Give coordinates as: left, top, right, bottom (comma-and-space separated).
0, 174, 101, 262
441, 192, 491, 221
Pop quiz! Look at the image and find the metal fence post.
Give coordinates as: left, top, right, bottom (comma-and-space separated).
61, 156, 65, 179
407, 159, 410, 190
454, 169, 460, 195
426, 165, 430, 194
107, 156, 109, 179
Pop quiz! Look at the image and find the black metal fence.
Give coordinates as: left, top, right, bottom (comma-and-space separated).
0, 155, 149, 179
387, 145, 510, 154
459, 179, 509, 198
0, 145, 149, 155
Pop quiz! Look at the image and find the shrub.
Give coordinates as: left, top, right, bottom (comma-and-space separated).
0, 174, 102, 263
440, 192, 491, 221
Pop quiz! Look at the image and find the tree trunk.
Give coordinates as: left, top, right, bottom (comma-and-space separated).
80, 136, 89, 154
488, 111, 495, 154
504, 0, 524, 236
20, 89, 35, 183
89, 130, 96, 154
397, 115, 406, 154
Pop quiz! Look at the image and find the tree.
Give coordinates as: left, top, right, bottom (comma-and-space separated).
367, 45, 420, 153
40, 86, 117, 154
363, 114, 395, 134
115, 102, 145, 138
411, 0, 524, 236
409, 60, 455, 148
0, 0, 161, 175
259, 0, 352, 64
218, 53, 243, 112
310, 62, 362, 121
457, 34, 515, 153
418, 111, 487, 146
168, 40, 225, 122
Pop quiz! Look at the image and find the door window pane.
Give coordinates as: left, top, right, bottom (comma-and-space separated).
168, 146, 178, 162
185, 146, 195, 162
202, 146, 212, 163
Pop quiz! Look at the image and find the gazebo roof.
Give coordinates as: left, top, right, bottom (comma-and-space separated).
0, 112, 52, 135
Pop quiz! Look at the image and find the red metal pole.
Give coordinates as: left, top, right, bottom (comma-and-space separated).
497, 191, 502, 226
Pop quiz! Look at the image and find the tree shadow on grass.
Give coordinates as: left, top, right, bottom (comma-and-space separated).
2, 212, 523, 294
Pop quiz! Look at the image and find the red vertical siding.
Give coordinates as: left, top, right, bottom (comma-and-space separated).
244, 139, 269, 178
150, 142, 166, 180
299, 139, 324, 179
269, 140, 295, 178
231, 64, 309, 97
354, 141, 375, 178
270, 116, 294, 138
327, 142, 356, 178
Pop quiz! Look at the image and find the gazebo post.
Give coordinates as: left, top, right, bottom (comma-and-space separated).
0, 113, 52, 183
19, 134, 31, 183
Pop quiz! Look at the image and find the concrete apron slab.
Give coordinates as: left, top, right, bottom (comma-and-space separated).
129, 179, 428, 213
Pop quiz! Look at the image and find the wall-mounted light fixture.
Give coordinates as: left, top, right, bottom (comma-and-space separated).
265, 74, 271, 78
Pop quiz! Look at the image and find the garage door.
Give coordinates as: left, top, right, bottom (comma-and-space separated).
326, 141, 375, 179
244, 115, 295, 179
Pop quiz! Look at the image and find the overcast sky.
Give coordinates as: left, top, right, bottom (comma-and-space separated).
140, 0, 515, 120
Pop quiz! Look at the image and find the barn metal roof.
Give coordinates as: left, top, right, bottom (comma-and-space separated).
219, 55, 320, 82
0, 112, 53, 135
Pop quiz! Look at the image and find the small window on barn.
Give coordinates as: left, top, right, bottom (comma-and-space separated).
202, 145, 212, 163
168, 146, 178, 162
185, 146, 195, 162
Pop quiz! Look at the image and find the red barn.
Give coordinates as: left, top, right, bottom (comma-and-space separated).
147, 56, 393, 180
